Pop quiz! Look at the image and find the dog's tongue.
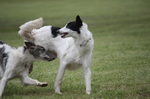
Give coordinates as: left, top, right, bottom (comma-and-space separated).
61, 32, 68, 38
61, 34, 65, 38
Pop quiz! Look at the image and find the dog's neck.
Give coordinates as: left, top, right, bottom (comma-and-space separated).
80, 38, 92, 47
18, 46, 36, 62
74, 28, 93, 47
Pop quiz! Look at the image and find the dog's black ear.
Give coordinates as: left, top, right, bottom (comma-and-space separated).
76, 15, 82, 27
25, 42, 35, 48
51, 26, 60, 38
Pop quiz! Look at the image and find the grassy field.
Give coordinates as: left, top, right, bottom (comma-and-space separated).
0, 0, 150, 98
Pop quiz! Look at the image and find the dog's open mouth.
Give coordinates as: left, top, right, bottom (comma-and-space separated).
44, 57, 55, 61
60, 32, 68, 38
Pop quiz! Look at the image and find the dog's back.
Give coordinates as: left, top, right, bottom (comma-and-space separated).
0, 41, 12, 77
0, 41, 8, 76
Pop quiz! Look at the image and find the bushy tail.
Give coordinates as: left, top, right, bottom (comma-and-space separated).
18, 18, 43, 42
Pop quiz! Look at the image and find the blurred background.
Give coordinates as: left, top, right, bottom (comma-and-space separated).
0, 0, 150, 40
0, 0, 150, 47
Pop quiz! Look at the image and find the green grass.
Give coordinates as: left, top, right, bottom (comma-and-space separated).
0, 0, 150, 98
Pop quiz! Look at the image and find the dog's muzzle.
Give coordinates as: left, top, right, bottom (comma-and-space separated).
59, 32, 69, 38
44, 56, 55, 61
56, 30, 68, 38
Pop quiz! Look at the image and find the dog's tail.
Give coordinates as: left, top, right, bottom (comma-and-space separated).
18, 18, 43, 42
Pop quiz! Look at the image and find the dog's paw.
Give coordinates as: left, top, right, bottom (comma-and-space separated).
86, 90, 91, 95
37, 82, 48, 87
55, 91, 62, 95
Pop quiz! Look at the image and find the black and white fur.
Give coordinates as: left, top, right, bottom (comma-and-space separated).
0, 41, 55, 97
18, 15, 94, 94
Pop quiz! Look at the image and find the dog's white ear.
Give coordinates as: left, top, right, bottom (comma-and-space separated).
76, 15, 82, 27
25, 42, 35, 48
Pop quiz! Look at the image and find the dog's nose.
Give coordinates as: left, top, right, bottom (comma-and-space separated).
52, 57, 55, 60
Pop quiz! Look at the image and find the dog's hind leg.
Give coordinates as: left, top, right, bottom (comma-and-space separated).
0, 77, 8, 97
0, 71, 13, 97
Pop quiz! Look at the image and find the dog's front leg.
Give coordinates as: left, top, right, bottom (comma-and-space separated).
0, 70, 13, 98
21, 75, 48, 87
83, 67, 91, 95
21, 67, 48, 87
55, 62, 66, 94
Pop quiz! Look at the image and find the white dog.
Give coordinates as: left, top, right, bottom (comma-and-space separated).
18, 15, 94, 94
0, 41, 55, 97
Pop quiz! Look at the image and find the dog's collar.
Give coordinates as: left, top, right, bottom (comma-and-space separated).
80, 38, 91, 47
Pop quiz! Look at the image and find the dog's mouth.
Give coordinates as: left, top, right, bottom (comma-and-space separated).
59, 32, 68, 38
44, 57, 55, 61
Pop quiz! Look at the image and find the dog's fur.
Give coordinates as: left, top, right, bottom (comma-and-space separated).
0, 41, 55, 97
18, 15, 94, 94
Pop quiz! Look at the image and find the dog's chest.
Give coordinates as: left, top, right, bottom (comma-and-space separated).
66, 62, 82, 70
65, 53, 85, 70
15, 62, 31, 73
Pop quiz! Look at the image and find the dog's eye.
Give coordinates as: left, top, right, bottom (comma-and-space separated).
40, 48, 45, 52
29, 47, 35, 50
66, 22, 75, 28
67, 24, 71, 27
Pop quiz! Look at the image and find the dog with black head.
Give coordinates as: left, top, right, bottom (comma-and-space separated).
18, 15, 94, 95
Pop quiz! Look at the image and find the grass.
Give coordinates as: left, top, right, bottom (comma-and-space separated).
0, 0, 150, 98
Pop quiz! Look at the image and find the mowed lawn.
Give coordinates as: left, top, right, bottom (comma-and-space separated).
0, 0, 150, 98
